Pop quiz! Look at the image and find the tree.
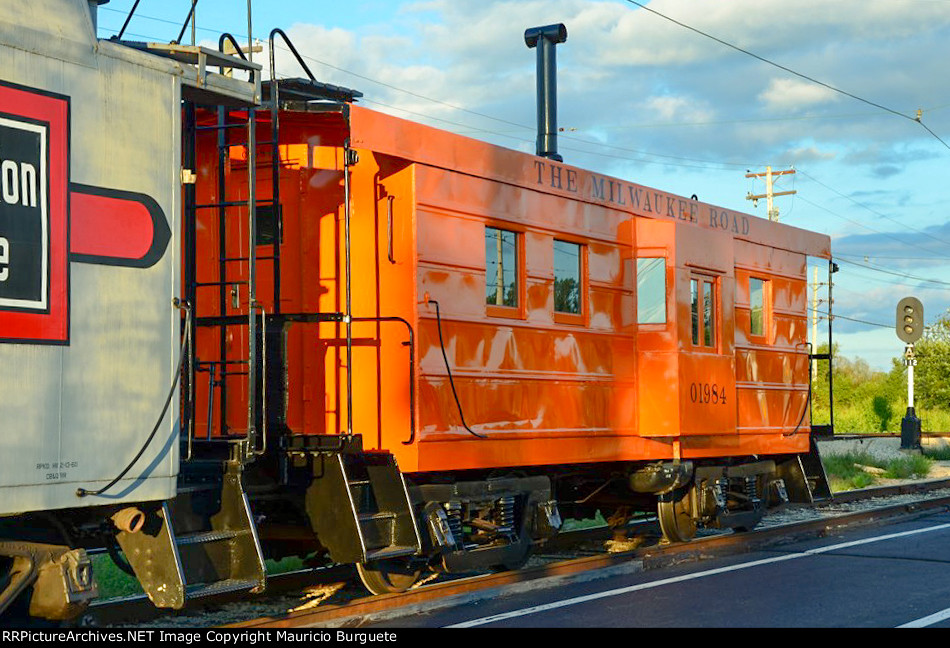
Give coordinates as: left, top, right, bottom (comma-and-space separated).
811, 342, 901, 432
554, 277, 579, 314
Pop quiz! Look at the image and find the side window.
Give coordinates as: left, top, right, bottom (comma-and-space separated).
554, 239, 583, 316
637, 257, 666, 324
690, 274, 718, 349
703, 278, 716, 346
485, 226, 519, 310
749, 277, 769, 338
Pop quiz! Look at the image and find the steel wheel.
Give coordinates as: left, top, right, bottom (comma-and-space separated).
657, 489, 697, 543
356, 559, 423, 596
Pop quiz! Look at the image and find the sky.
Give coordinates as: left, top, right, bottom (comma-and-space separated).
94, 0, 950, 372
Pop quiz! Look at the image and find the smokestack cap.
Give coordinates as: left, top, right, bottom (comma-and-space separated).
524, 24, 568, 48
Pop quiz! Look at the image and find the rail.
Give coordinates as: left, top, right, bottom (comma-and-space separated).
77, 478, 950, 626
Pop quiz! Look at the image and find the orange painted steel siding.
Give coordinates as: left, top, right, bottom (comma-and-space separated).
409, 163, 638, 472
190, 106, 826, 471
733, 240, 810, 449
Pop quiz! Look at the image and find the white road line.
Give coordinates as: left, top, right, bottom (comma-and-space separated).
446, 522, 950, 628
897, 607, 950, 628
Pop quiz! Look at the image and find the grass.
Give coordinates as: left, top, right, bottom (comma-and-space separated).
93, 551, 314, 600
561, 510, 607, 532
91, 554, 142, 599
822, 451, 933, 492
923, 445, 950, 461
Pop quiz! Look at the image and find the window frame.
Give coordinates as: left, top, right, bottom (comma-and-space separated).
689, 272, 720, 352
636, 255, 668, 327
552, 237, 588, 326
484, 223, 526, 320
748, 275, 771, 342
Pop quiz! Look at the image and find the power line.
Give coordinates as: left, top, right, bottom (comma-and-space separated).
834, 256, 950, 287
833, 269, 941, 290
796, 195, 945, 257
623, 0, 950, 150
270, 44, 759, 170
103, 4, 763, 169
797, 170, 950, 249
810, 307, 892, 329
836, 252, 950, 261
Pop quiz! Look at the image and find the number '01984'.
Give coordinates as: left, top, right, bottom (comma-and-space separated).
690, 382, 727, 405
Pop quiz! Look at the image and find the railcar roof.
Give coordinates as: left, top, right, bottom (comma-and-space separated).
346, 104, 830, 260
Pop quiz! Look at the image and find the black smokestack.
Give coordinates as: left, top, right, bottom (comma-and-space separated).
524, 23, 568, 162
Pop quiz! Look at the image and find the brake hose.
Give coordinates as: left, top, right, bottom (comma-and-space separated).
76, 299, 192, 497
428, 299, 486, 439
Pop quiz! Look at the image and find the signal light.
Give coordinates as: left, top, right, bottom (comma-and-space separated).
896, 296, 924, 344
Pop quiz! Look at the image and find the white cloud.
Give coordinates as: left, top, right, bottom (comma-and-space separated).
758, 78, 838, 112
643, 94, 712, 122
259, 1, 950, 348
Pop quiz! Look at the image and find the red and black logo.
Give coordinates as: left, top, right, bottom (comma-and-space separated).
0, 81, 169, 344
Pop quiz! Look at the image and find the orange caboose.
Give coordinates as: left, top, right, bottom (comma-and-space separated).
182, 73, 830, 592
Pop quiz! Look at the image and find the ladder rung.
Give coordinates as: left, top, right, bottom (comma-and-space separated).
222, 256, 277, 262
197, 123, 248, 131
186, 578, 259, 599
195, 315, 262, 326
364, 546, 417, 562
193, 199, 277, 210
194, 280, 250, 287
177, 529, 243, 546
358, 512, 396, 522
215, 138, 277, 148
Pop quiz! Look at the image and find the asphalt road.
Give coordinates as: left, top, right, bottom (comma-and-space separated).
373, 511, 950, 628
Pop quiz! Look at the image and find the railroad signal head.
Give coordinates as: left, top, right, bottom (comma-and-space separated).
896, 296, 924, 344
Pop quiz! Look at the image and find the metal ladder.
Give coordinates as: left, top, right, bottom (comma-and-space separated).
113, 32, 271, 611
162, 35, 269, 605
183, 34, 276, 463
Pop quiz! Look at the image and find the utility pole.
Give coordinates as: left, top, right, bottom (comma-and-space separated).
746, 166, 796, 222
811, 267, 819, 377
810, 266, 829, 384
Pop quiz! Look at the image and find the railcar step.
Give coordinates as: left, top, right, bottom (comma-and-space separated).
358, 512, 396, 522
185, 578, 261, 599
306, 450, 422, 565
176, 529, 246, 545
364, 545, 417, 561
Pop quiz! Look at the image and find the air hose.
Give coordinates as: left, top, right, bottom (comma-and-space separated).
428, 299, 486, 439
76, 299, 192, 497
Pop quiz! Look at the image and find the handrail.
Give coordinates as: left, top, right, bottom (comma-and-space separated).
175, 0, 199, 45
185, 303, 195, 461
251, 303, 268, 456
343, 144, 354, 438
114, 0, 143, 41
387, 196, 396, 264
268, 28, 318, 85
218, 33, 249, 62
351, 317, 417, 445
